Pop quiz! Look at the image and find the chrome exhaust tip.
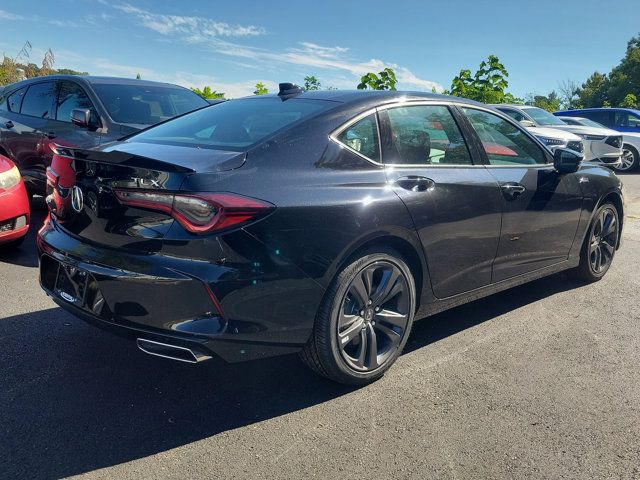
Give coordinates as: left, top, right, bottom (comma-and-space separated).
136, 338, 211, 363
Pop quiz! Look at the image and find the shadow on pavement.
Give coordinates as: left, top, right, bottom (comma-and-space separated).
0, 262, 582, 478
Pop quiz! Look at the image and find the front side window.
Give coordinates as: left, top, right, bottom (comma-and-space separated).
56, 82, 96, 123
21, 82, 56, 118
614, 110, 640, 128
384, 105, 472, 165
462, 107, 547, 165
583, 110, 614, 127
131, 97, 335, 151
336, 114, 380, 162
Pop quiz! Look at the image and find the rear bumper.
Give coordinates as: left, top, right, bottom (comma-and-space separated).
37, 217, 324, 362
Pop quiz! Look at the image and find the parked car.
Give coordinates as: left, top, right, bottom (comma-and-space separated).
38, 87, 624, 385
555, 109, 640, 172
0, 75, 210, 196
492, 104, 584, 156
0, 154, 30, 249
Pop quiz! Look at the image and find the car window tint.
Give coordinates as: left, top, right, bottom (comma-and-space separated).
384, 105, 472, 165
462, 107, 547, 165
21, 82, 56, 118
1, 87, 27, 113
614, 110, 640, 127
93, 84, 208, 125
56, 82, 96, 123
131, 97, 334, 151
500, 108, 526, 122
583, 111, 613, 127
336, 114, 380, 162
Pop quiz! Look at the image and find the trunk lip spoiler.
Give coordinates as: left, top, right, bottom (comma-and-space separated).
51, 144, 196, 174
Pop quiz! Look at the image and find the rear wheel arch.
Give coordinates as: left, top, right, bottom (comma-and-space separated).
335, 234, 426, 312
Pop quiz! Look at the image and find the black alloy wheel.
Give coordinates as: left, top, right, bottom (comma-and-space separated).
301, 249, 416, 385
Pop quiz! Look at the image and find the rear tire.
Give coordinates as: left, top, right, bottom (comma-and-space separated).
301, 248, 416, 385
614, 144, 639, 172
570, 202, 619, 282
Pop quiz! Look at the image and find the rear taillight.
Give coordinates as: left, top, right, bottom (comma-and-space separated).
114, 190, 274, 234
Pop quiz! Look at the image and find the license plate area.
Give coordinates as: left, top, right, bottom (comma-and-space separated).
55, 262, 89, 306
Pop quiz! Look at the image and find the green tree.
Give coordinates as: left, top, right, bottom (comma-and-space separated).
135, 73, 141, 80
528, 90, 561, 112
447, 55, 515, 104
620, 93, 638, 108
576, 72, 609, 108
357, 67, 397, 91
304, 75, 321, 90
190, 86, 225, 100
253, 82, 268, 95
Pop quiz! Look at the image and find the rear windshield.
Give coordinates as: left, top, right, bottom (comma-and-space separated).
93, 84, 208, 125
129, 97, 335, 151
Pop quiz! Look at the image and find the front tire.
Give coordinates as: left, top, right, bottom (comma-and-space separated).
570, 203, 619, 282
301, 249, 416, 385
614, 144, 639, 172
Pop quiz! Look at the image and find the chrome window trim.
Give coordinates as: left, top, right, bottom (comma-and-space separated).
329, 100, 483, 168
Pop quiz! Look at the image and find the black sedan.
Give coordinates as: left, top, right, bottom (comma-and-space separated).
38, 85, 624, 385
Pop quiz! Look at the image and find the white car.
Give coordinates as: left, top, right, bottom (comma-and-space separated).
492, 104, 585, 157
559, 116, 637, 172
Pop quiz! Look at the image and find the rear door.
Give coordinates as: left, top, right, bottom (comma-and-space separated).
1, 81, 57, 191
380, 103, 503, 299
459, 106, 583, 282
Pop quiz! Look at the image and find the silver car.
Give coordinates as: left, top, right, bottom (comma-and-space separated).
495, 105, 622, 169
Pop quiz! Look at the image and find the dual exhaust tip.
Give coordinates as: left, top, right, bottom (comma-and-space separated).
136, 338, 211, 363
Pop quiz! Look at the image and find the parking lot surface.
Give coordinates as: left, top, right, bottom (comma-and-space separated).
1, 174, 639, 480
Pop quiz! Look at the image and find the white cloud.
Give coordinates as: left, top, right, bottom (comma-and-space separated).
113, 3, 265, 38
0, 10, 23, 21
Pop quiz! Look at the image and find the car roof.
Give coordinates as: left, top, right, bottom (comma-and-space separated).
2, 75, 191, 91
241, 89, 488, 110
557, 107, 640, 114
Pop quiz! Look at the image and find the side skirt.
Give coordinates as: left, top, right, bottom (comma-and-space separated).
418, 258, 579, 319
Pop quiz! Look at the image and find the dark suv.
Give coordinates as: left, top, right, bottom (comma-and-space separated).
0, 75, 209, 195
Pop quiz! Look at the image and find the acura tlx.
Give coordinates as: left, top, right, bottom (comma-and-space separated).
38, 84, 623, 385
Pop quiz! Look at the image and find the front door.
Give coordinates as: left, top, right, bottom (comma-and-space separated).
380, 104, 503, 298
459, 107, 583, 282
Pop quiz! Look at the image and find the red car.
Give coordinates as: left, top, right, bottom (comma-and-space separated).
0, 154, 30, 249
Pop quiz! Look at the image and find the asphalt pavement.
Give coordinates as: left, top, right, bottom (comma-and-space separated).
1, 174, 639, 480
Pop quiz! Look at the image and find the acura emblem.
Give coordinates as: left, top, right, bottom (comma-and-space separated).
71, 186, 84, 213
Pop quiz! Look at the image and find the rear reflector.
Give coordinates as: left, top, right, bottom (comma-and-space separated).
114, 190, 274, 234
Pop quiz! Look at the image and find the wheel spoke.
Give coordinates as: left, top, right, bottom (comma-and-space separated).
339, 317, 364, 345
338, 311, 359, 329
365, 324, 378, 369
603, 215, 616, 237
595, 247, 602, 272
349, 274, 369, 308
375, 309, 407, 328
601, 240, 614, 259
356, 329, 368, 368
374, 321, 401, 344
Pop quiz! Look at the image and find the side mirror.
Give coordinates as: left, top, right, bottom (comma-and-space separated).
554, 148, 583, 174
71, 108, 91, 128
519, 119, 536, 128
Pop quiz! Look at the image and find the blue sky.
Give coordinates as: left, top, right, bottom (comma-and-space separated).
1, 0, 639, 98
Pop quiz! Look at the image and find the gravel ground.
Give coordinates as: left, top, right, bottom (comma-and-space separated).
1, 173, 639, 480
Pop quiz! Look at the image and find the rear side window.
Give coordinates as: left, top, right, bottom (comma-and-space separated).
582, 110, 614, 127
384, 105, 472, 165
0, 87, 27, 112
21, 82, 56, 118
462, 107, 547, 165
336, 114, 380, 162
93, 84, 209, 125
56, 82, 96, 123
131, 97, 335, 151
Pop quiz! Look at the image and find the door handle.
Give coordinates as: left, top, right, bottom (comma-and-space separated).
396, 176, 435, 192
4, 120, 13, 129
46, 131, 56, 139
500, 182, 526, 199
